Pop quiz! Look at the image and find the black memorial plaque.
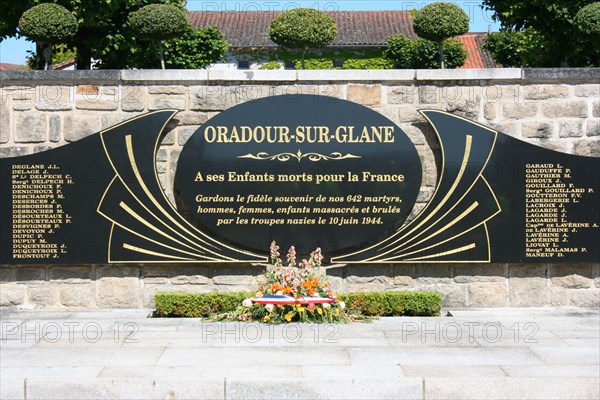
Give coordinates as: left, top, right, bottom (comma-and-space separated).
174, 94, 422, 256
0, 95, 598, 265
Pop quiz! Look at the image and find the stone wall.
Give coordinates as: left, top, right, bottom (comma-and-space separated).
1, 68, 599, 309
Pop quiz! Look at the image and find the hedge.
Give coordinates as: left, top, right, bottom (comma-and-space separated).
155, 290, 441, 318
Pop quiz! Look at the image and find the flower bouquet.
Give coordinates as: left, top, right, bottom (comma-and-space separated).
214, 242, 348, 324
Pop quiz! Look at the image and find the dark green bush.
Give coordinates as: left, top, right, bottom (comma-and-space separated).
19, 3, 78, 43
385, 35, 467, 69
127, 4, 188, 41
575, 3, 600, 38
155, 290, 441, 318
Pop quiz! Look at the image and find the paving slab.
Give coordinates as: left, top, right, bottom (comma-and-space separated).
0, 307, 598, 399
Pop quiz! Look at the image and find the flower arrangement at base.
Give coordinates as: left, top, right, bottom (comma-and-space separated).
212, 242, 350, 324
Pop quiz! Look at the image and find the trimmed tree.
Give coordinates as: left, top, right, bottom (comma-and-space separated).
269, 8, 337, 69
127, 4, 188, 69
575, 3, 600, 37
413, 2, 469, 69
18, 3, 78, 70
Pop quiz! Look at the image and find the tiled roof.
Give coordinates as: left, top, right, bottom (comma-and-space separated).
457, 33, 499, 69
188, 11, 416, 47
0, 63, 23, 70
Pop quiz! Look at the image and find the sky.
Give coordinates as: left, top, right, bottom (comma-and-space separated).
0, 1, 499, 65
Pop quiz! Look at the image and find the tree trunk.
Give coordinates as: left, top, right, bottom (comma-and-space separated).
439, 41, 445, 69
42, 44, 52, 70
34, 42, 45, 70
159, 42, 165, 70
75, 43, 92, 70
301, 47, 307, 69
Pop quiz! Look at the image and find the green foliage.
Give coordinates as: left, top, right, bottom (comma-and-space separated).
575, 3, 600, 37
413, 2, 469, 43
260, 60, 283, 70
482, 0, 599, 66
338, 292, 442, 317
155, 292, 253, 318
18, 3, 78, 44
127, 3, 187, 41
162, 25, 228, 69
155, 291, 442, 318
269, 8, 337, 68
482, 29, 548, 67
385, 35, 467, 69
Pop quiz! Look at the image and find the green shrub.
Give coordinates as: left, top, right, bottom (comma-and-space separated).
155, 292, 253, 318
155, 290, 441, 318
127, 4, 188, 41
19, 3, 78, 44
269, 8, 337, 68
260, 60, 283, 70
575, 3, 600, 38
341, 57, 394, 69
385, 35, 466, 69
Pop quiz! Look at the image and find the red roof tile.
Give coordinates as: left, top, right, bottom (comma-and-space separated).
188, 11, 416, 47
457, 33, 499, 69
0, 63, 24, 70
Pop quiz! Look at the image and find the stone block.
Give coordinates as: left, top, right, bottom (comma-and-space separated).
586, 120, 599, 137
75, 99, 118, 111
393, 265, 415, 286
549, 265, 593, 289
35, 86, 72, 110
212, 267, 260, 285
522, 122, 553, 138
178, 127, 196, 146
29, 285, 57, 306
568, 289, 600, 307
148, 97, 186, 111
50, 267, 92, 282
558, 120, 583, 137
170, 266, 210, 285
49, 115, 61, 142
13, 101, 31, 111
96, 277, 141, 308
490, 122, 517, 137
387, 85, 417, 104
76, 85, 99, 95
101, 112, 138, 129
347, 84, 381, 106
432, 285, 467, 307
454, 264, 506, 283
483, 103, 496, 120
0, 379, 24, 400
1, 100, 10, 143
0, 146, 30, 158
400, 124, 427, 145
174, 111, 212, 125
468, 284, 510, 307
508, 264, 547, 306
547, 286, 568, 306
593, 100, 599, 117
190, 86, 238, 111
445, 96, 480, 119
0, 268, 13, 282
574, 84, 599, 97
64, 114, 100, 142
573, 140, 600, 157
14, 113, 46, 143
418, 85, 439, 104
524, 84, 570, 100
60, 283, 93, 307
0, 283, 26, 306
121, 86, 146, 112
34, 145, 53, 153
543, 101, 588, 118
502, 103, 537, 119
15, 267, 46, 282
397, 105, 424, 123
148, 85, 188, 94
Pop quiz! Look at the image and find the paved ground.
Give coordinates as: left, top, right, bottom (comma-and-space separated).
0, 307, 598, 399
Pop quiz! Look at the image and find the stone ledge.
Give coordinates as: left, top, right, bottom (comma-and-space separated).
416, 68, 522, 81
523, 68, 600, 80
2, 68, 599, 84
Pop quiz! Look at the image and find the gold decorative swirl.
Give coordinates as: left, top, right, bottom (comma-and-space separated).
238, 150, 361, 162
